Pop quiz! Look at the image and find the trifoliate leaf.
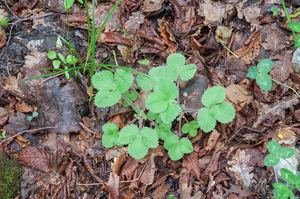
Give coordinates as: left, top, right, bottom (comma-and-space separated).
102, 131, 121, 147
210, 102, 235, 123
168, 143, 183, 161
136, 74, 154, 91
201, 86, 226, 108
182, 121, 199, 137
141, 127, 158, 148
157, 78, 177, 100
128, 134, 148, 159
257, 59, 273, 73
166, 53, 185, 70
197, 108, 216, 133
165, 64, 178, 81
256, 72, 272, 91
164, 135, 179, 150
92, 71, 116, 90
160, 102, 179, 124
267, 141, 281, 154
149, 67, 167, 81
279, 147, 295, 159
102, 123, 119, 134
94, 89, 121, 108
179, 138, 193, 153
155, 124, 173, 141
179, 64, 197, 81
146, 92, 169, 113
247, 66, 259, 79
115, 69, 133, 93
118, 125, 139, 144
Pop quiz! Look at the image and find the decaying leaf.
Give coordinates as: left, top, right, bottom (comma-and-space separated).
262, 29, 289, 53
274, 128, 297, 145
225, 84, 253, 112
124, 11, 145, 34
178, 181, 203, 199
141, 0, 164, 13
270, 51, 294, 82
182, 151, 201, 181
227, 149, 254, 188
120, 157, 139, 181
252, 95, 299, 128
236, 0, 260, 23
111, 114, 125, 129
19, 146, 53, 172
204, 129, 220, 151
153, 184, 170, 199
16, 102, 37, 113
107, 172, 119, 199
14, 135, 30, 147
215, 26, 233, 44
111, 152, 127, 176
223, 183, 254, 198
140, 154, 157, 185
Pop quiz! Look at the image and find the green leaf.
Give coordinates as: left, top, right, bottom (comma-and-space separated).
290, 192, 296, 199
58, 53, 67, 64
247, 66, 259, 79
66, 55, 78, 64
268, 141, 282, 153
47, 51, 57, 59
273, 183, 290, 191
155, 124, 173, 141
115, 69, 133, 93
179, 138, 193, 153
102, 123, 119, 134
32, 112, 38, 117
164, 135, 179, 150
141, 127, 158, 148
256, 72, 272, 91
157, 78, 177, 100
179, 64, 197, 81
78, 0, 83, 3
296, 173, 300, 191
53, 60, 61, 69
149, 67, 167, 82
169, 195, 175, 199
64, 67, 70, 80
280, 168, 296, 184
257, 59, 273, 73
147, 111, 158, 120
182, 121, 199, 137
118, 125, 139, 144
295, 34, 300, 48
279, 147, 295, 159
201, 86, 226, 108
138, 59, 148, 65
273, 189, 284, 199
122, 92, 137, 107
128, 134, 148, 159
64, 0, 75, 10
92, 71, 116, 90
165, 64, 178, 81
102, 130, 121, 148
27, 116, 33, 121
197, 108, 216, 133
168, 143, 183, 161
264, 153, 280, 167
167, 53, 186, 70
146, 92, 169, 113
94, 89, 121, 108
136, 74, 154, 91
160, 102, 179, 124
210, 102, 235, 123
288, 22, 300, 32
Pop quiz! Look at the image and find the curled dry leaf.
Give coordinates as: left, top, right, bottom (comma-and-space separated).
157, 17, 177, 54
182, 151, 201, 181
262, 29, 289, 53
107, 172, 119, 199
14, 135, 30, 147
153, 184, 170, 199
124, 11, 145, 34
120, 156, 139, 181
0, 116, 9, 126
178, 181, 203, 199
140, 153, 157, 185
252, 95, 299, 128
204, 129, 220, 152
19, 146, 53, 172
83, 153, 103, 183
111, 152, 127, 176
99, 32, 134, 46
227, 149, 254, 188
225, 84, 252, 112
111, 114, 125, 129
273, 128, 297, 145
270, 51, 294, 82
16, 101, 37, 113
141, 0, 164, 13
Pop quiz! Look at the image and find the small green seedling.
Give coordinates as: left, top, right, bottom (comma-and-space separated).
288, 22, 300, 48
0, 131, 6, 139
64, 0, 83, 10
27, 112, 38, 121
47, 51, 78, 80
271, 7, 280, 16
93, 53, 235, 161
264, 141, 300, 199
0, 17, 9, 27
168, 195, 175, 199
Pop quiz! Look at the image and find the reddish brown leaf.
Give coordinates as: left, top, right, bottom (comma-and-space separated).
99, 32, 134, 46
19, 146, 53, 172
120, 157, 139, 181
0, 116, 9, 126
225, 84, 252, 112
107, 172, 119, 199
182, 151, 201, 181
83, 153, 103, 183
270, 51, 294, 82
153, 184, 170, 199
14, 135, 30, 148
204, 129, 220, 151
111, 114, 125, 129
0, 29, 6, 49
262, 29, 289, 53
223, 183, 254, 198
140, 154, 157, 185
111, 152, 127, 176
157, 17, 177, 54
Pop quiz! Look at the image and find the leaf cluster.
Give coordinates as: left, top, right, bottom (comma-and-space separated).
247, 59, 274, 91
288, 22, 300, 48
0, 17, 9, 27
264, 141, 300, 199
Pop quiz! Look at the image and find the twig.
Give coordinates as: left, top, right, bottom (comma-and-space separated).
3, 0, 19, 20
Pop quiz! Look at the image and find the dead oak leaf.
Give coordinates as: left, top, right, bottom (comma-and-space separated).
225, 84, 253, 112
252, 95, 299, 128
124, 11, 145, 34
270, 52, 294, 82
262, 29, 289, 53
227, 149, 254, 188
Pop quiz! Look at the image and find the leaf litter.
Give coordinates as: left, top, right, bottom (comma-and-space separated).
1, 0, 300, 198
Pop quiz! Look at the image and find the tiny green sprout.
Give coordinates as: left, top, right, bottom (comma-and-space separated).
0, 17, 9, 27
102, 123, 122, 148
271, 7, 280, 16
27, 112, 38, 121
169, 195, 175, 199
138, 59, 149, 65
164, 135, 193, 161
182, 121, 199, 137
0, 131, 6, 139
183, 92, 188, 97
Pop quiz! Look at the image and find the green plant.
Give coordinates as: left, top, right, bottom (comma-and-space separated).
0, 131, 6, 139
94, 53, 236, 161
27, 112, 38, 121
288, 22, 300, 48
264, 141, 300, 199
168, 195, 175, 199
247, 59, 300, 97
271, 7, 281, 16
0, 17, 9, 27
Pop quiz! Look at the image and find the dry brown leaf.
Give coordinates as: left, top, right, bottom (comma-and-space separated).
157, 17, 177, 54
3, 76, 23, 93
270, 51, 294, 82
236, 0, 260, 23
107, 172, 119, 199
274, 129, 297, 145
19, 146, 53, 172
262, 29, 289, 53
140, 153, 157, 185
178, 181, 203, 199
16, 102, 37, 113
229, 30, 262, 64
182, 151, 201, 181
177, 6, 195, 33
227, 149, 254, 188
111, 114, 125, 129
141, 0, 164, 13
225, 84, 253, 112
124, 11, 145, 34
120, 156, 139, 181
0, 28, 6, 49
244, 148, 265, 167
111, 152, 127, 176
204, 129, 220, 151
215, 26, 233, 44
104, 146, 128, 161
252, 95, 299, 128
138, 145, 165, 164
14, 135, 30, 147
153, 184, 170, 199
0, 116, 9, 126
223, 183, 254, 198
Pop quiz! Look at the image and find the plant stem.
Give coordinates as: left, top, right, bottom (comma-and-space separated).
176, 78, 182, 139
281, 0, 297, 39
271, 78, 300, 98
121, 93, 135, 110
220, 42, 239, 58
